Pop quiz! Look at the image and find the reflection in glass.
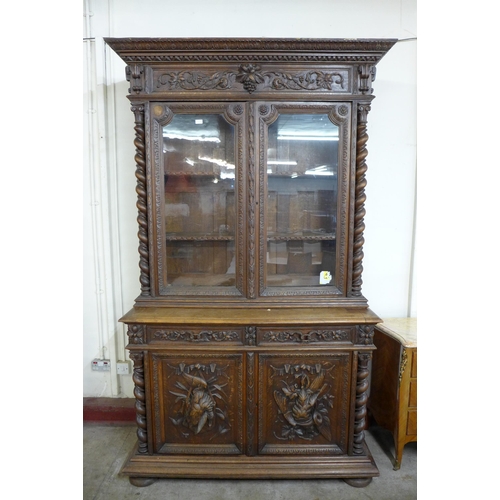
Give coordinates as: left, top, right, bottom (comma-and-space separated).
266, 114, 338, 287
163, 114, 236, 287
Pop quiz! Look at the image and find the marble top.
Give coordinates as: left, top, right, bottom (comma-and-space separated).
376, 317, 417, 347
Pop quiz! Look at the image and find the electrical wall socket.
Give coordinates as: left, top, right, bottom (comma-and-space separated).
116, 361, 130, 375
92, 359, 111, 371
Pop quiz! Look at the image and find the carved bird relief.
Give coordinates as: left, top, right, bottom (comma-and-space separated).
169, 368, 229, 437
181, 372, 216, 434
274, 371, 333, 441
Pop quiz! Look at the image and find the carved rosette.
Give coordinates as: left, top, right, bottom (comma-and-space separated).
130, 351, 148, 454
245, 326, 256, 346
351, 104, 371, 296
131, 104, 150, 296
353, 352, 371, 454
356, 325, 374, 345
127, 324, 145, 345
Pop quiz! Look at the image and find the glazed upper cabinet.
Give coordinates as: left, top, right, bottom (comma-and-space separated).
105, 38, 397, 488
150, 101, 350, 299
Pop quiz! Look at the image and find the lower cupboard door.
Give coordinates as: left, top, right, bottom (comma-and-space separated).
150, 352, 244, 454
257, 352, 352, 455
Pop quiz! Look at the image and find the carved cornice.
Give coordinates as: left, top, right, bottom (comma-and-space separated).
105, 38, 397, 64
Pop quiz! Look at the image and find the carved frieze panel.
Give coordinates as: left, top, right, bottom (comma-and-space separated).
153, 66, 351, 95
258, 353, 351, 455
152, 353, 244, 455
147, 326, 244, 344
257, 327, 354, 345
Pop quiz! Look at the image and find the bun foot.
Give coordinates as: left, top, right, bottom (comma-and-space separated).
129, 477, 156, 487
344, 477, 372, 488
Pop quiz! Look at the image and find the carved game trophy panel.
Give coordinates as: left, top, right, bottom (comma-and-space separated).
151, 353, 244, 454
258, 352, 351, 455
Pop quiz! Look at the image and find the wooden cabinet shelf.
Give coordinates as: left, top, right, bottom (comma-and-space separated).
106, 37, 397, 488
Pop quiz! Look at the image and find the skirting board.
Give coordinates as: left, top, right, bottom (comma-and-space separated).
83, 397, 136, 423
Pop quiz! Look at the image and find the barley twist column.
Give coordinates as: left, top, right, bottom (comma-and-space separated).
353, 352, 371, 454
131, 104, 150, 296
129, 351, 148, 454
351, 104, 371, 296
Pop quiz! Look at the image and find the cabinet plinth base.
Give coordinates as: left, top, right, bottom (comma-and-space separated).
121, 442, 379, 485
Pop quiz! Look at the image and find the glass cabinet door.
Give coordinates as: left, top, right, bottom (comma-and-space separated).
155, 104, 245, 295
260, 105, 350, 295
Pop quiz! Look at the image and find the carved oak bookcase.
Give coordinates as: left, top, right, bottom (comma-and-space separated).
105, 38, 396, 488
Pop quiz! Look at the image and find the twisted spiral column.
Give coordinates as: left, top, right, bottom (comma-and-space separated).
351, 104, 371, 296
131, 104, 150, 296
129, 351, 148, 454
353, 352, 371, 454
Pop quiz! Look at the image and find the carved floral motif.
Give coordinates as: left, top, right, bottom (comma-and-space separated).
156, 66, 347, 94
153, 329, 239, 342
264, 329, 349, 343
127, 324, 144, 344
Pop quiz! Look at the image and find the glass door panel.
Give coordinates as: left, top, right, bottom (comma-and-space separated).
163, 113, 237, 288
266, 113, 338, 287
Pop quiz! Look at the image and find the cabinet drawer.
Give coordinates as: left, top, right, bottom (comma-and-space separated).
411, 350, 417, 378
147, 326, 245, 345
408, 379, 417, 408
257, 326, 355, 345
407, 409, 417, 436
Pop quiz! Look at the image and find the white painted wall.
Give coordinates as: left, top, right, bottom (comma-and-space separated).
83, 0, 417, 397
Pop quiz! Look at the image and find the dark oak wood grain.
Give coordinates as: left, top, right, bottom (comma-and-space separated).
106, 37, 396, 487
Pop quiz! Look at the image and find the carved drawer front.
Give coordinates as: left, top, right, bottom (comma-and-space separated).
257, 352, 352, 455
147, 326, 245, 344
150, 352, 244, 455
257, 326, 355, 346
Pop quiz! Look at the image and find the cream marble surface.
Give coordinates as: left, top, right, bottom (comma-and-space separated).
376, 317, 417, 347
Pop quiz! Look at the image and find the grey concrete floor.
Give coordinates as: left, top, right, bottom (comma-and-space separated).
83, 422, 416, 499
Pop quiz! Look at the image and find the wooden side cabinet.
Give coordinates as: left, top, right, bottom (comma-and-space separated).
368, 318, 417, 470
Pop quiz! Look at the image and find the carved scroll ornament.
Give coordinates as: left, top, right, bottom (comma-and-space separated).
153, 329, 239, 342
264, 329, 349, 343
156, 65, 346, 94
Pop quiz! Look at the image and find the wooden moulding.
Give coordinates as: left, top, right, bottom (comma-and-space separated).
121, 441, 379, 480
119, 306, 381, 326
